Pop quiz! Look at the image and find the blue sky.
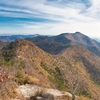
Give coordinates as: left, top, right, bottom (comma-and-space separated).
0, 0, 100, 37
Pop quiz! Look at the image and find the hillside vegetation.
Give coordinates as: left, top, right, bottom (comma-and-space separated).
0, 41, 8, 49
0, 39, 100, 100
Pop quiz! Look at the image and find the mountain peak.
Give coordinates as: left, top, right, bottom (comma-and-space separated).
74, 31, 82, 34
59, 32, 83, 36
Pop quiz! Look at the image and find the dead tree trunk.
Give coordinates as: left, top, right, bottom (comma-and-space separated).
72, 93, 75, 100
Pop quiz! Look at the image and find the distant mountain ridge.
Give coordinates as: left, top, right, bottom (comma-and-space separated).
26, 32, 100, 57
93, 38, 100, 42
0, 34, 39, 42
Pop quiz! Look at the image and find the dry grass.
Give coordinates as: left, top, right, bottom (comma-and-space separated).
0, 81, 18, 100
25, 75, 40, 85
77, 96, 92, 100
55, 95, 71, 100
25, 75, 50, 87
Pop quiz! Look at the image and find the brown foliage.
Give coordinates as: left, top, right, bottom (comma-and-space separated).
0, 81, 18, 100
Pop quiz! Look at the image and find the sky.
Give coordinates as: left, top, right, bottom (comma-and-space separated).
0, 0, 100, 37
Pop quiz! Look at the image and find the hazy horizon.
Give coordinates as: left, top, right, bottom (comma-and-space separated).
0, 32, 99, 38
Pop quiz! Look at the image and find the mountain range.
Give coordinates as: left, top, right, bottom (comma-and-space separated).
0, 32, 100, 100
26, 32, 100, 57
0, 34, 39, 42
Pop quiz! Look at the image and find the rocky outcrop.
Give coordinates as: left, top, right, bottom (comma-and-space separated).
16, 84, 73, 100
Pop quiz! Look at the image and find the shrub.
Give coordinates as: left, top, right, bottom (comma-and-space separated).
19, 61, 26, 69
48, 75, 55, 83
40, 61, 48, 71
2, 49, 16, 62
55, 67, 61, 74
15, 70, 25, 85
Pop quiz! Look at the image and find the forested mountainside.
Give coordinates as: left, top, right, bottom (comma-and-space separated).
0, 41, 8, 49
0, 39, 100, 100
